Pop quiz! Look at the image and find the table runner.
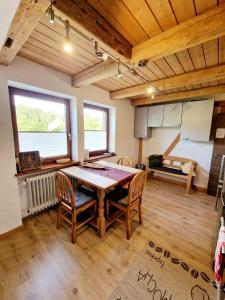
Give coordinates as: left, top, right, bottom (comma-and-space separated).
79, 166, 134, 183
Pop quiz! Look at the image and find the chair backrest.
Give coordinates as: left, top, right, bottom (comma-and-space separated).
117, 156, 133, 167
128, 171, 146, 206
55, 171, 75, 209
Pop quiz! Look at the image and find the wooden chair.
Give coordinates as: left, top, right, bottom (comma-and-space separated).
117, 156, 133, 167
55, 171, 97, 243
106, 171, 146, 240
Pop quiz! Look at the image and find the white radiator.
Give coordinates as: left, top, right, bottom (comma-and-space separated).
26, 171, 58, 214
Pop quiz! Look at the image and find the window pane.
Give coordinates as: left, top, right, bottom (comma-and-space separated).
14, 94, 68, 158
15, 95, 66, 132
84, 107, 106, 131
18, 132, 67, 157
83, 106, 108, 152
84, 131, 107, 151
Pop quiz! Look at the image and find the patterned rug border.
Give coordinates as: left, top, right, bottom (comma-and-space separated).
147, 240, 218, 291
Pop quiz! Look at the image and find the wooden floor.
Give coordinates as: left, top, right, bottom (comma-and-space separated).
0, 179, 218, 300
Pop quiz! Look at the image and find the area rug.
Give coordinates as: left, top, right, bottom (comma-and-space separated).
109, 240, 217, 300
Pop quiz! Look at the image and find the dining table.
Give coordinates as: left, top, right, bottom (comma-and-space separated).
61, 160, 141, 238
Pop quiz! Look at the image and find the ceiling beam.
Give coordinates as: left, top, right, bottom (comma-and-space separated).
0, 0, 49, 65
72, 59, 127, 87
111, 64, 225, 99
131, 85, 225, 106
132, 3, 225, 64
53, 0, 132, 61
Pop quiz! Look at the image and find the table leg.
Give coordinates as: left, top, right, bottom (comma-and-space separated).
97, 188, 106, 238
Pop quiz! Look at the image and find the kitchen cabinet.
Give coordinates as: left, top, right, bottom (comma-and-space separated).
148, 105, 164, 127
180, 99, 214, 141
134, 107, 150, 138
163, 103, 182, 127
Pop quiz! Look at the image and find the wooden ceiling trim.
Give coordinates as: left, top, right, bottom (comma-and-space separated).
120, 0, 162, 38
36, 21, 100, 64
137, 67, 159, 81
163, 55, 185, 75
0, 0, 49, 65
219, 0, 225, 85
19, 48, 75, 75
87, 0, 149, 45
219, 36, 225, 85
147, 61, 167, 79
154, 58, 176, 77
20, 42, 82, 73
131, 84, 225, 106
109, 74, 136, 88
94, 79, 122, 91
110, 64, 225, 99
29, 30, 96, 68
103, 77, 130, 90
122, 71, 145, 85
86, 0, 137, 45
53, 0, 132, 60
72, 60, 126, 87
195, 0, 219, 86
131, 3, 225, 64
40, 17, 100, 60
24, 37, 90, 71
141, 0, 193, 74
170, 0, 208, 74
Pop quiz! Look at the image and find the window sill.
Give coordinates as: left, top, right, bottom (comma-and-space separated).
15, 160, 80, 179
84, 152, 116, 162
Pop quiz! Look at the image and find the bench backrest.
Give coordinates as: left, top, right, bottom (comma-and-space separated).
163, 155, 197, 171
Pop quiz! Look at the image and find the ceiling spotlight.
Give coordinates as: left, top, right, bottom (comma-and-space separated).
94, 41, 108, 60
138, 59, 148, 67
146, 85, 156, 95
117, 60, 123, 78
64, 20, 73, 53
48, 0, 55, 24
151, 94, 155, 99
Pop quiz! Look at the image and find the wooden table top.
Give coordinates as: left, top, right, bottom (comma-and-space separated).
61, 160, 140, 190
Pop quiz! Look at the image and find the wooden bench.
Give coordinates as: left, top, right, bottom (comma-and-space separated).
148, 155, 198, 194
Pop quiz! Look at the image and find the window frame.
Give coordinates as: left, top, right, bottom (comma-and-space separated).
83, 103, 109, 157
9, 87, 72, 164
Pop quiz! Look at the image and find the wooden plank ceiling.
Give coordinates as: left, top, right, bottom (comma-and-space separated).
16, 0, 225, 101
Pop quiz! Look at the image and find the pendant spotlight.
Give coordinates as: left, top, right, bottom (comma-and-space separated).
45, 6, 159, 95
94, 41, 108, 61
146, 84, 156, 97
64, 20, 73, 53
117, 60, 123, 78
48, 0, 55, 24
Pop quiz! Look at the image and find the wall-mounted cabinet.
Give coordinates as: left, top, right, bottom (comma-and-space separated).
134, 107, 150, 139
180, 99, 214, 142
163, 103, 182, 127
134, 99, 214, 142
147, 105, 164, 127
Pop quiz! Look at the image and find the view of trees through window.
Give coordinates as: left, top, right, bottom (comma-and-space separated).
13, 94, 69, 158
16, 99, 65, 132
84, 107, 106, 131
84, 105, 108, 155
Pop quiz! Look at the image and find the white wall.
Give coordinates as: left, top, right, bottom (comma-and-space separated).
0, 0, 20, 49
0, 56, 137, 234
143, 127, 213, 188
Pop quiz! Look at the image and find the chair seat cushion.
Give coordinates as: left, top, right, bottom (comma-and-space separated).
106, 186, 129, 206
75, 186, 96, 208
150, 166, 188, 176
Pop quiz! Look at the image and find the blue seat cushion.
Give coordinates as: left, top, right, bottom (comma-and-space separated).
106, 186, 129, 206
150, 166, 188, 176
75, 186, 96, 208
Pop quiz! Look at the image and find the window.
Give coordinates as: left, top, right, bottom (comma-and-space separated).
84, 103, 109, 156
9, 87, 71, 163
